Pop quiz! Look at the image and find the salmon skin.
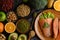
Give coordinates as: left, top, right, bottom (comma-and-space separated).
53, 18, 58, 39
39, 18, 52, 37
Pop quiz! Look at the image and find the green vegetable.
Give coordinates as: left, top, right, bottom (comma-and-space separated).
43, 13, 47, 19
50, 13, 54, 19
29, 0, 47, 10
40, 15, 44, 19
47, 12, 54, 19
47, 12, 51, 18
40, 12, 54, 19
43, 22, 50, 28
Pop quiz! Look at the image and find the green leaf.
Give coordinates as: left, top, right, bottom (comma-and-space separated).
47, 12, 51, 18
47, 12, 54, 19
40, 15, 44, 19
43, 22, 50, 28
43, 13, 47, 19
50, 13, 54, 19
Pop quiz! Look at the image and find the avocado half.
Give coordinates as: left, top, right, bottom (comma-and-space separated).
18, 34, 27, 40
8, 33, 18, 40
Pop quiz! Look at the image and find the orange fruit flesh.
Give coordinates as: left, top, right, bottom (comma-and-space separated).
54, 1, 60, 11
0, 22, 4, 33
5, 22, 16, 33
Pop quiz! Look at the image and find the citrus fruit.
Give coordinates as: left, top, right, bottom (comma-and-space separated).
54, 1, 60, 11
0, 22, 4, 33
5, 22, 16, 33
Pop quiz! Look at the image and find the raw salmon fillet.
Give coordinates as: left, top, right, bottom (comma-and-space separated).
39, 18, 52, 37
58, 21, 60, 32
53, 18, 58, 38
56, 33, 60, 40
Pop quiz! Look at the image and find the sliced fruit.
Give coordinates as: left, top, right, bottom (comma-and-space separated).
18, 34, 27, 40
5, 22, 16, 33
8, 33, 18, 40
0, 22, 4, 33
53, 18, 58, 38
54, 1, 60, 11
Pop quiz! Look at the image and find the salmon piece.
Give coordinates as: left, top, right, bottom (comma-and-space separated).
39, 18, 52, 37
53, 18, 58, 38
56, 33, 60, 40
58, 21, 60, 32
39, 19, 46, 28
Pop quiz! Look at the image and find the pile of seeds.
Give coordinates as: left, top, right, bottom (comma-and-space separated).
17, 4, 30, 17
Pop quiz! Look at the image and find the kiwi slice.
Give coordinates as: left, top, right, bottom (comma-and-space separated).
8, 33, 18, 40
18, 34, 27, 40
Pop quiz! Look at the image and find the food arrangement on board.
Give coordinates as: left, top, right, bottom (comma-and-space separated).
0, 0, 60, 40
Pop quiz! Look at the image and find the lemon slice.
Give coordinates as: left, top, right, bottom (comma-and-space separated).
54, 1, 60, 11
5, 22, 16, 33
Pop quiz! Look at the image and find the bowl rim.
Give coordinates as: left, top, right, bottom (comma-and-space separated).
34, 11, 44, 40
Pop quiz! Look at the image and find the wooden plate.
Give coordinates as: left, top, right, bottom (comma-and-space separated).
34, 9, 60, 40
